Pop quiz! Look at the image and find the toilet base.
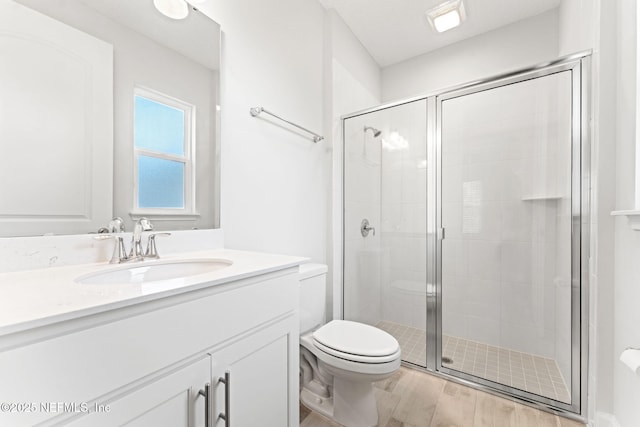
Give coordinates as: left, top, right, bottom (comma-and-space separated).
301, 378, 378, 427
300, 388, 334, 420
333, 377, 378, 427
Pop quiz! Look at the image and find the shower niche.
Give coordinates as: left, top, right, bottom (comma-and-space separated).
342, 53, 588, 416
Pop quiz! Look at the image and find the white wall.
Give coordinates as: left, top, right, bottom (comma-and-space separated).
326, 9, 382, 320
381, 10, 559, 102
561, 0, 640, 425
196, 3, 381, 323
611, 0, 640, 425
559, 0, 615, 423
199, 0, 327, 262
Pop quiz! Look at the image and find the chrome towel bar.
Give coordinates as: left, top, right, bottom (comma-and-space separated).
249, 106, 324, 143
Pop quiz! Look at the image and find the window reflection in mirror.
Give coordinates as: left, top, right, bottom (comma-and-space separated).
133, 88, 195, 213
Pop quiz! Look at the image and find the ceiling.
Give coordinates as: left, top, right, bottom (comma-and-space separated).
319, 0, 561, 67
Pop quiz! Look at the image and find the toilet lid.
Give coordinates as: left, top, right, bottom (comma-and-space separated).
312, 320, 399, 358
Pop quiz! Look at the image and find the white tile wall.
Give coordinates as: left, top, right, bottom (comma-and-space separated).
344, 69, 574, 387
378, 101, 428, 330
344, 99, 428, 331
440, 71, 573, 380
343, 114, 383, 326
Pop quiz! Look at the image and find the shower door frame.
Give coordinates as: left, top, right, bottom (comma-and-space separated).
340, 51, 590, 419
433, 54, 590, 417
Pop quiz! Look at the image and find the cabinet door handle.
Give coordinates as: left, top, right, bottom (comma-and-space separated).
198, 382, 211, 427
218, 371, 231, 426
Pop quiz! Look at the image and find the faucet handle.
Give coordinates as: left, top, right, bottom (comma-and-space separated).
145, 232, 171, 259
93, 234, 128, 264
108, 217, 125, 233
138, 217, 153, 232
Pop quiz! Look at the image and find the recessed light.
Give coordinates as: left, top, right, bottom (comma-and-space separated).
426, 0, 466, 33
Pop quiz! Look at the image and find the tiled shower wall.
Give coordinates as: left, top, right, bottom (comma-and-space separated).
345, 73, 573, 386
344, 101, 428, 333
379, 101, 428, 332
343, 114, 382, 327
440, 72, 573, 383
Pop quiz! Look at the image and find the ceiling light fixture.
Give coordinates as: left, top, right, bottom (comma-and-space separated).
153, 0, 189, 20
426, 0, 466, 33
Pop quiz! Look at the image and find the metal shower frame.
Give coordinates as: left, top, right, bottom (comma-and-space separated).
340, 50, 591, 421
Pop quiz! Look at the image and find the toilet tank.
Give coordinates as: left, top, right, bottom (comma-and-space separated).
298, 263, 328, 334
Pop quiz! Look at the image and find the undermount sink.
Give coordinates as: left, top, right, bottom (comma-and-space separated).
75, 259, 233, 285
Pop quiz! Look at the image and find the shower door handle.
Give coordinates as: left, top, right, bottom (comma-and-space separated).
361, 219, 375, 237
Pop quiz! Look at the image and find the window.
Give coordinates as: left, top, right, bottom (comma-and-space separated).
133, 87, 195, 215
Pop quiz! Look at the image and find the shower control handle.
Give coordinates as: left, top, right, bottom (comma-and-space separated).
361, 219, 376, 237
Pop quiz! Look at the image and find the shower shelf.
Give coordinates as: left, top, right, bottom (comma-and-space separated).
611, 210, 640, 230
521, 195, 563, 201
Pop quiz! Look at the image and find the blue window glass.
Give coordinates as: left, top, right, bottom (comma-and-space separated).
138, 156, 184, 209
134, 95, 185, 156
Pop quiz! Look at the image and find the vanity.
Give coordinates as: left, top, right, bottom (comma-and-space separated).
0, 230, 305, 427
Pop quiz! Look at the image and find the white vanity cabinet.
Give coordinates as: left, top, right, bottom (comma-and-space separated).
211, 317, 296, 427
0, 266, 300, 427
67, 357, 210, 427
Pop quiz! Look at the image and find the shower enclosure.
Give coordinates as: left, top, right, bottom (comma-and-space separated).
341, 53, 589, 416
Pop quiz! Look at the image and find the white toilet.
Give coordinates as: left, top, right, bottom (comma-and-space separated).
298, 264, 401, 427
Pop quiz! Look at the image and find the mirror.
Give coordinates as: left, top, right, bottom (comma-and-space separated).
0, 0, 220, 237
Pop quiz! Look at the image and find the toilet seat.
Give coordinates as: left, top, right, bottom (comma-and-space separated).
301, 332, 401, 376
311, 320, 401, 364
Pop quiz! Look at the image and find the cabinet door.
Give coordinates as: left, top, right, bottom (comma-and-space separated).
211, 319, 297, 427
67, 357, 210, 427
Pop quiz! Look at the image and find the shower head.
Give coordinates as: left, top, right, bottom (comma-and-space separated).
364, 126, 381, 138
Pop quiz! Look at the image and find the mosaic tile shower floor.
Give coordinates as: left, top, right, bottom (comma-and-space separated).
376, 320, 570, 403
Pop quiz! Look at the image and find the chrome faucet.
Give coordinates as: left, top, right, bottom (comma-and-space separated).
94, 217, 170, 264
129, 217, 154, 260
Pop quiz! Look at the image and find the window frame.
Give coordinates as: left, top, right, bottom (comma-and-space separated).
131, 86, 197, 219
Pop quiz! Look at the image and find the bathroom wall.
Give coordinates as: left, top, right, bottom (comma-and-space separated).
559, 0, 640, 425
560, 2, 614, 422
196, 2, 381, 321
325, 9, 382, 321
610, 0, 640, 425
199, 0, 328, 263
381, 9, 559, 102
573, 0, 640, 423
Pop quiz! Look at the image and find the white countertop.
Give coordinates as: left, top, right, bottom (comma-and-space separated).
0, 249, 307, 337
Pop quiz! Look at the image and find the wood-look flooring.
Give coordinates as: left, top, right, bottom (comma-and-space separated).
299, 367, 585, 427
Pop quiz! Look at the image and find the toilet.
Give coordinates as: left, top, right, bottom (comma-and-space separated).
298, 264, 401, 427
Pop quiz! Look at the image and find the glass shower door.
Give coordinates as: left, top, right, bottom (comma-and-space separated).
438, 69, 577, 406
343, 100, 428, 367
